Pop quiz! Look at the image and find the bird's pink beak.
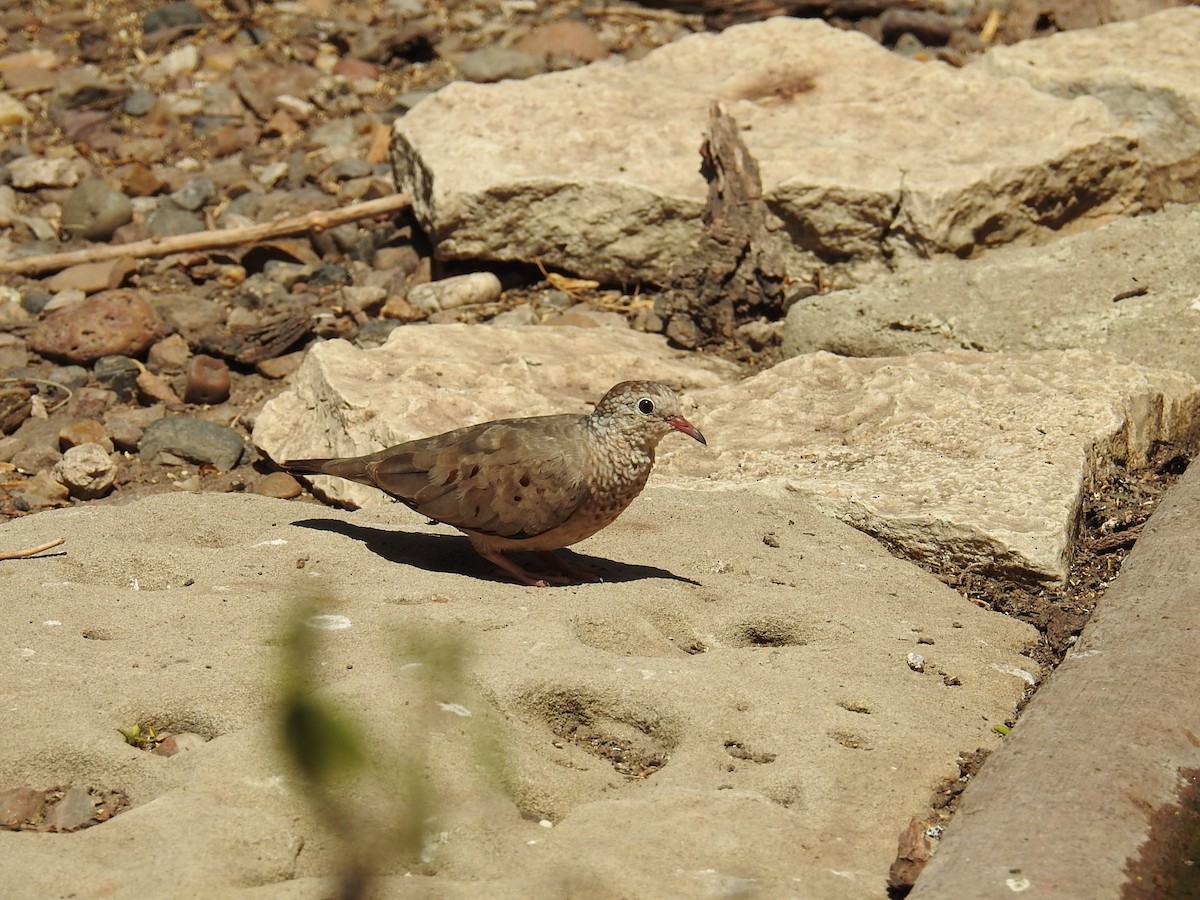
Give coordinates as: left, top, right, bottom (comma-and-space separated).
668, 415, 706, 445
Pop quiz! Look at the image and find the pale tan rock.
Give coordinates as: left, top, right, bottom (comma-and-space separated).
975, 7, 1200, 205
393, 17, 1140, 286
782, 204, 1200, 381
662, 350, 1200, 586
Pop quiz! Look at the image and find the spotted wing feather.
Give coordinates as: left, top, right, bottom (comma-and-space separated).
358, 413, 591, 540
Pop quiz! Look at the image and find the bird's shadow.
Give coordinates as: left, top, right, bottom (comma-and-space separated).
291, 517, 700, 587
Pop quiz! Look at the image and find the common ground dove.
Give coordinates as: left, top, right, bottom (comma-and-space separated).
282, 380, 705, 586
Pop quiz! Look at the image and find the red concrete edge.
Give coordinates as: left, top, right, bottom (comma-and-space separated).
910, 459, 1200, 899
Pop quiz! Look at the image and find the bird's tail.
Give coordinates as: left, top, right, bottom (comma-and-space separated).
281, 456, 373, 483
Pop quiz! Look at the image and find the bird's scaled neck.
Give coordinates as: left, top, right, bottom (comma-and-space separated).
585, 416, 658, 489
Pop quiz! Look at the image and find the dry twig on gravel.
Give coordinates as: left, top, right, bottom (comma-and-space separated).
0, 194, 413, 277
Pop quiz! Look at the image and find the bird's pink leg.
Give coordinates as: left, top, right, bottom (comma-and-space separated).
535, 551, 604, 583
478, 550, 570, 588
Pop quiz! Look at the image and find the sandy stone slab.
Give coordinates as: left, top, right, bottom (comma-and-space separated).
662, 350, 1200, 587
975, 7, 1200, 205
392, 17, 1138, 285
910, 458, 1200, 898
0, 488, 1036, 897
252, 323, 737, 509
781, 204, 1200, 381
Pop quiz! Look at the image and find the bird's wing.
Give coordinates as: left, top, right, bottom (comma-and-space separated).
364, 414, 592, 540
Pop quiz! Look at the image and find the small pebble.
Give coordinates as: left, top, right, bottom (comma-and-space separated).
41, 290, 86, 314
262, 261, 312, 288
143, 1, 206, 34
136, 369, 183, 406
43, 786, 98, 832
45, 258, 135, 295
0, 787, 45, 826
0, 333, 29, 375
67, 386, 116, 419
105, 404, 165, 451
379, 295, 420, 321
53, 443, 116, 499
490, 305, 538, 327
183, 354, 231, 405
408, 272, 502, 314
170, 175, 215, 211
906, 652, 926, 673
45, 367, 88, 391
147, 334, 191, 374
8, 156, 81, 189
0, 185, 17, 228
122, 163, 165, 197
340, 285, 386, 313
372, 245, 421, 275
151, 732, 207, 757
0, 91, 31, 126
13, 470, 69, 510
139, 416, 246, 471
92, 356, 143, 402
307, 263, 351, 289
124, 89, 157, 117
146, 202, 204, 237
256, 351, 305, 380
457, 47, 545, 83
253, 471, 302, 499
60, 179, 133, 240
58, 420, 112, 452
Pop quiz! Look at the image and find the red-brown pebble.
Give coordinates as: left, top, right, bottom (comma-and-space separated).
28, 289, 163, 364
253, 471, 303, 499
184, 354, 231, 405
58, 419, 112, 452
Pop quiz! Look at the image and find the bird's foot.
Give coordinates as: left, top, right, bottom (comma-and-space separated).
480, 551, 571, 588
535, 551, 604, 583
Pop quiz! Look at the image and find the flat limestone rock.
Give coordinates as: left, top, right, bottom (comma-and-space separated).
974, 7, 1200, 205
662, 350, 1200, 586
781, 204, 1200, 381
252, 323, 737, 508
392, 17, 1138, 286
0, 488, 1037, 897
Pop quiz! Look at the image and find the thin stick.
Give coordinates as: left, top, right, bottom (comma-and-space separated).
0, 537, 65, 560
0, 193, 413, 277
0, 377, 74, 413
582, 4, 702, 22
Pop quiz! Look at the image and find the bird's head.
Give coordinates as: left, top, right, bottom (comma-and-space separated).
591, 381, 706, 449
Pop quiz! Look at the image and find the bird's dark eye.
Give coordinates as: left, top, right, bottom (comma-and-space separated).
638, 397, 655, 415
